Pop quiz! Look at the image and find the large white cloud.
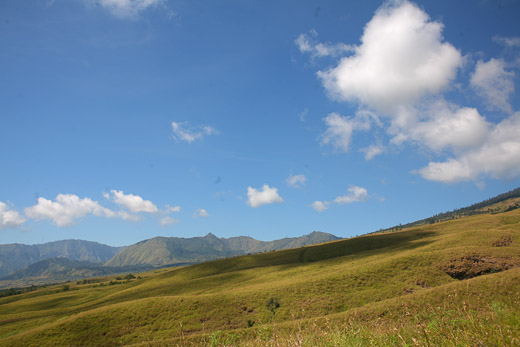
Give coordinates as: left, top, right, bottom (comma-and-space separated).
107, 190, 158, 213
25, 194, 115, 227
171, 121, 218, 143
0, 202, 25, 229
246, 184, 284, 208
471, 58, 515, 113
300, 0, 520, 184
317, 0, 461, 114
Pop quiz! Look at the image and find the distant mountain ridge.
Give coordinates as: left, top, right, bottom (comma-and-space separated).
105, 231, 341, 267
0, 240, 122, 278
0, 232, 340, 282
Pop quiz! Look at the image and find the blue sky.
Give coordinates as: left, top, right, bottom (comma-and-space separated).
1, 0, 519, 246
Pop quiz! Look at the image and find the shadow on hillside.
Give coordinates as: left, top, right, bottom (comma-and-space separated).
187, 230, 437, 278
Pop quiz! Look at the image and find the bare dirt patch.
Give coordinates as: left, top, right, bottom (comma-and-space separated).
442, 255, 518, 280
492, 236, 513, 247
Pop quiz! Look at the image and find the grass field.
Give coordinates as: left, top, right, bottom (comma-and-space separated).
1, 205, 519, 346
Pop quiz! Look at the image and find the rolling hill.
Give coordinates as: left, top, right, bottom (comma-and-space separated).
0, 194, 518, 346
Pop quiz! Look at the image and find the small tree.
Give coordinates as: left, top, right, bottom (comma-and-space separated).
266, 297, 280, 322
124, 273, 136, 280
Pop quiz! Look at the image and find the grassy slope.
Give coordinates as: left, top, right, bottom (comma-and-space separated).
0, 208, 519, 346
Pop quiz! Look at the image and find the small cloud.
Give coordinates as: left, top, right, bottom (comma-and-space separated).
470, 58, 515, 113
311, 200, 330, 212
171, 121, 218, 143
493, 35, 520, 48
298, 108, 309, 122
286, 174, 307, 188
86, 0, 170, 18
360, 145, 385, 160
159, 216, 180, 226
246, 184, 284, 208
193, 208, 209, 218
321, 113, 369, 153
164, 205, 181, 213
296, 30, 354, 58
333, 185, 369, 204
0, 202, 25, 229
106, 190, 158, 213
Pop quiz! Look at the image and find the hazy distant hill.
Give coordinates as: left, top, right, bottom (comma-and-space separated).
0, 240, 122, 277
0, 258, 153, 288
105, 231, 340, 267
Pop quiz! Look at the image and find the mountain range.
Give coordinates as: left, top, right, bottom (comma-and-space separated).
0, 231, 340, 287
0, 239, 122, 278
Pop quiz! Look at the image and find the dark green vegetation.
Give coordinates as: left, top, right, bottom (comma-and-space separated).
0, 197, 519, 346
105, 231, 340, 267
0, 239, 121, 278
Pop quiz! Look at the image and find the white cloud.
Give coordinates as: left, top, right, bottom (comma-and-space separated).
312, 185, 369, 211
361, 144, 385, 160
471, 58, 515, 113
408, 104, 491, 152
317, 1, 461, 114
493, 36, 520, 48
311, 200, 330, 212
87, 0, 167, 18
286, 174, 307, 188
107, 190, 158, 213
164, 205, 181, 213
416, 159, 476, 183
25, 194, 115, 227
193, 208, 209, 217
171, 121, 218, 143
118, 210, 141, 222
296, 30, 354, 58
417, 112, 520, 183
246, 184, 284, 208
0, 202, 25, 229
299, 0, 520, 185
321, 113, 370, 153
298, 108, 309, 122
160, 216, 180, 226
334, 185, 369, 204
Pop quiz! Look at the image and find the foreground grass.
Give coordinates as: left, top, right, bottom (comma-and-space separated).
0, 208, 519, 346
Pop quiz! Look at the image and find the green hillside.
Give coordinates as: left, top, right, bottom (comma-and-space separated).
0, 206, 519, 345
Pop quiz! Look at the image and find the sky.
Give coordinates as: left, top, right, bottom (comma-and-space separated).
1, 0, 520, 247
